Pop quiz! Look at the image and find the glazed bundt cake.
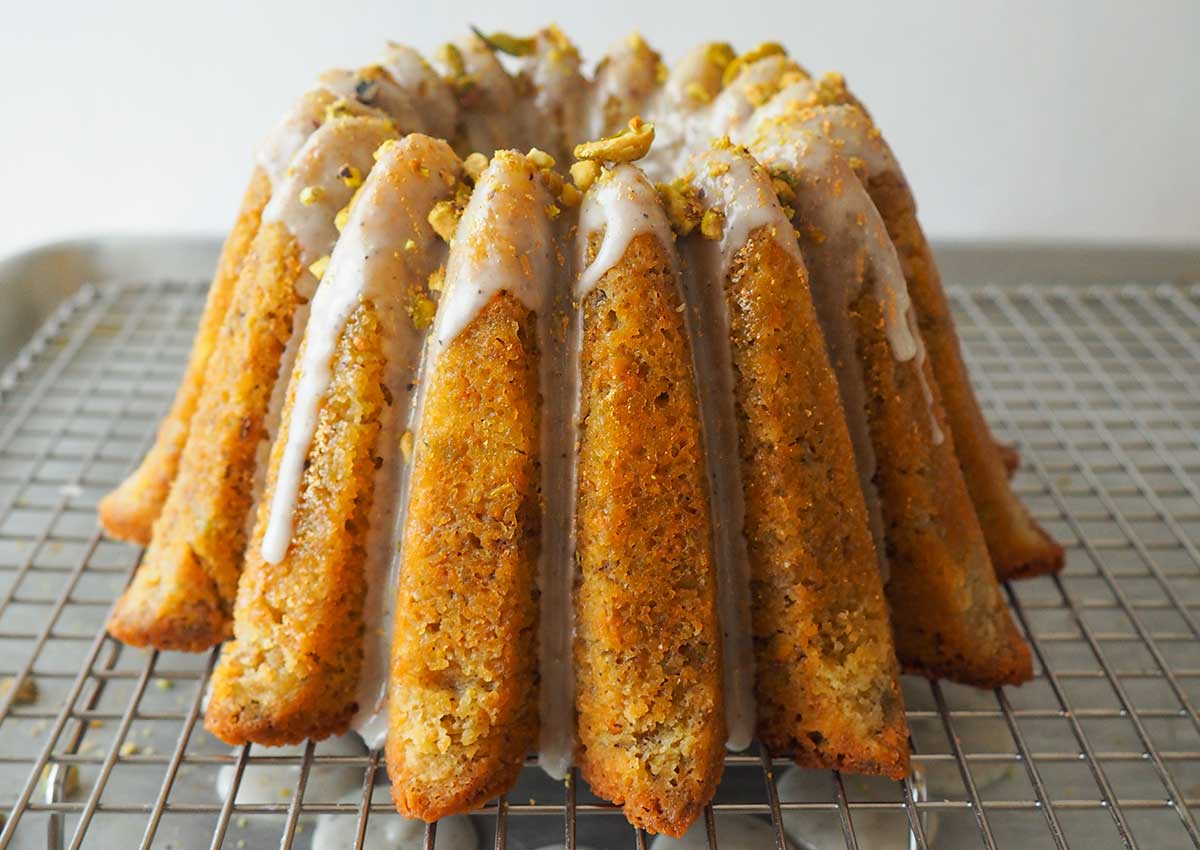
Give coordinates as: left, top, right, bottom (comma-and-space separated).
99, 27, 1063, 837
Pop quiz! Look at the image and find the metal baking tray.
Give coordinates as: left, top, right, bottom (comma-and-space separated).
0, 236, 1198, 850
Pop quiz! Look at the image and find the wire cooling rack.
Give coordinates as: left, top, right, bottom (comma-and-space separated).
0, 278, 1198, 850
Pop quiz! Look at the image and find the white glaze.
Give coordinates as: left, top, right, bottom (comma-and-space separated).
678, 145, 815, 751
403, 152, 575, 776
517, 29, 588, 163
317, 66, 425, 132
214, 736, 366, 807
750, 106, 944, 445
312, 792, 477, 850
383, 43, 460, 141
575, 164, 676, 297
260, 117, 395, 265
258, 136, 460, 748
256, 90, 336, 188
583, 35, 662, 140
649, 814, 790, 850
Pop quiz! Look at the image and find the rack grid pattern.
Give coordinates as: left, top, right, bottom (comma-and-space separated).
0, 279, 1197, 850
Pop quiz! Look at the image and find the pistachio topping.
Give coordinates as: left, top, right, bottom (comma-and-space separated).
427, 265, 446, 293
428, 200, 460, 243
527, 147, 556, 170
706, 42, 736, 71
700, 207, 726, 241
1, 674, 37, 705
308, 255, 331, 280
570, 159, 601, 191
299, 186, 325, 206
323, 98, 357, 124
573, 117, 655, 164
559, 182, 582, 207
471, 26, 537, 57
656, 178, 703, 237
722, 41, 787, 86
685, 81, 713, 105
337, 164, 363, 187
409, 293, 437, 330
462, 152, 489, 181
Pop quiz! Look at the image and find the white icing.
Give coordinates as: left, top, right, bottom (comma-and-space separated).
575, 162, 758, 752
404, 152, 574, 776
383, 43, 459, 141
425, 152, 556, 362
678, 146, 816, 751
518, 30, 588, 163
649, 814, 789, 850
214, 737, 366, 806
750, 107, 944, 444
776, 765, 936, 849
317, 67, 425, 132
312, 792, 477, 850
575, 164, 676, 298
444, 37, 528, 156
256, 90, 331, 188
257, 137, 460, 749
583, 35, 661, 140
261, 117, 394, 265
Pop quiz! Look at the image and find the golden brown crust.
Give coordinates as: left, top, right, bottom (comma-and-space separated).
205, 301, 385, 746
99, 167, 271, 545
574, 233, 725, 838
727, 230, 909, 779
387, 292, 540, 822
107, 221, 305, 651
865, 171, 1062, 580
850, 288, 1033, 688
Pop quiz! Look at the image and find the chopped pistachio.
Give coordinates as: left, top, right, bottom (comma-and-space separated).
437, 43, 466, 77
409, 294, 437, 330
723, 42, 787, 86
527, 147, 556, 170
700, 208, 726, 240
400, 431, 415, 463
685, 81, 712, 104
337, 164, 363, 188
657, 179, 703, 237
463, 152, 489, 181
573, 117, 655, 164
1, 674, 37, 705
119, 741, 140, 757
334, 205, 351, 232
427, 265, 446, 293
403, 239, 417, 252
40, 764, 79, 798
570, 160, 601, 191
544, 203, 561, 220
559, 183, 582, 207
472, 27, 537, 57
428, 200, 459, 243
323, 98, 356, 123
771, 177, 796, 205
706, 42, 736, 71
309, 255, 331, 280
299, 186, 324, 206
707, 159, 731, 178
655, 61, 669, 84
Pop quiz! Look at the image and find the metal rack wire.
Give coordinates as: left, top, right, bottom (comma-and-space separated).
0, 278, 1197, 850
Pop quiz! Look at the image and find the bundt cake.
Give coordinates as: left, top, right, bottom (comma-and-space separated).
98, 27, 1063, 837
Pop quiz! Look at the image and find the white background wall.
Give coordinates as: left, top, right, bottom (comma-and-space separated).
0, 0, 1196, 261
